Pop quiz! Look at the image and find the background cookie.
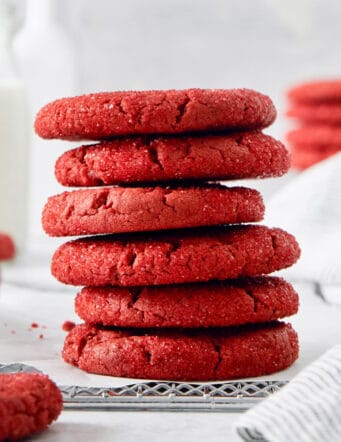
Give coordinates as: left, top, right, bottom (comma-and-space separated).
75, 276, 299, 327
288, 80, 341, 104
287, 126, 341, 150
54, 131, 289, 186
35, 88, 276, 140
42, 185, 265, 236
0, 373, 62, 441
287, 104, 341, 125
289, 146, 338, 170
0, 233, 15, 261
62, 322, 299, 381
51, 225, 300, 287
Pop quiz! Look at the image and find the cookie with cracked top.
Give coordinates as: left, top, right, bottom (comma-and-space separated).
0, 232, 15, 260
0, 373, 62, 441
51, 225, 300, 287
54, 131, 289, 186
287, 79, 341, 104
42, 185, 265, 237
75, 276, 299, 328
62, 321, 299, 381
34, 88, 276, 140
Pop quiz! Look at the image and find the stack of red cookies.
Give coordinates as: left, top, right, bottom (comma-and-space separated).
287, 79, 341, 170
36, 88, 300, 381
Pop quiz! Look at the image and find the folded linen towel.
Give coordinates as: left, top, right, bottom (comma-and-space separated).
264, 153, 341, 304
235, 345, 341, 442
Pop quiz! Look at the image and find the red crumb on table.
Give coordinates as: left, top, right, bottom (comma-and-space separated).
62, 321, 76, 332
31, 322, 39, 328
39, 334, 44, 339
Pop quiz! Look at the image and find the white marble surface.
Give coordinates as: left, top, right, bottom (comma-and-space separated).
1, 269, 341, 441
34, 411, 241, 442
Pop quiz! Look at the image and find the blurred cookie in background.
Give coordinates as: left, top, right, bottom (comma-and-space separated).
0, 232, 15, 261
287, 79, 341, 170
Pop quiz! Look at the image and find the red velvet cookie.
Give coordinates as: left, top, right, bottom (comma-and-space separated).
42, 185, 265, 237
287, 126, 341, 169
0, 233, 15, 261
62, 322, 299, 381
287, 104, 341, 125
54, 131, 289, 186
288, 79, 341, 104
287, 126, 341, 151
34, 88, 276, 140
0, 373, 62, 441
75, 276, 299, 328
51, 225, 300, 287
290, 145, 339, 170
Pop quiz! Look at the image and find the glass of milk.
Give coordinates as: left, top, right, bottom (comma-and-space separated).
0, 0, 29, 254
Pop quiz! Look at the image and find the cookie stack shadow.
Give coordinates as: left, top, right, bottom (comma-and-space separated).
287, 79, 341, 170
36, 88, 300, 381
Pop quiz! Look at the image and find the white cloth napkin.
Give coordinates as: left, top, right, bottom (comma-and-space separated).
264, 152, 341, 304
235, 345, 341, 442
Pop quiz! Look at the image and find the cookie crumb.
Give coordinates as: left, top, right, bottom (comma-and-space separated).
62, 320, 75, 332
39, 334, 44, 339
31, 322, 39, 328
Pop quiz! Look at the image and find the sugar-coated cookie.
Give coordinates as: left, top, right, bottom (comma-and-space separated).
42, 185, 264, 236
75, 276, 299, 328
62, 322, 299, 381
51, 225, 300, 287
0, 373, 62, 441
35, 88, 276, 140
54, 131, 289, 186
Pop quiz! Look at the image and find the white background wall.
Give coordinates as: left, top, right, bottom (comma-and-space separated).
11, 0, 341, 241
57, 0, 341, 110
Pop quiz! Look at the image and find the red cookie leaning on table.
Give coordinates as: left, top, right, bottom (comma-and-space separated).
36, 87, 301, 381
0, 373, 62, 441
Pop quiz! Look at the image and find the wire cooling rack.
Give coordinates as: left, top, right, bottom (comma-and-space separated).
0, 362, 287, 412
